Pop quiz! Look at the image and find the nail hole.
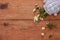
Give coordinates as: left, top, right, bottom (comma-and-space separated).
0, 3, 8, 9
3, 22, 9, 26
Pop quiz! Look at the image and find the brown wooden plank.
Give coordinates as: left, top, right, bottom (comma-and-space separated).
0, 0, 60, 20
0, 20, 60, 40
0, 0, 60, 40
0, 0, 42, 19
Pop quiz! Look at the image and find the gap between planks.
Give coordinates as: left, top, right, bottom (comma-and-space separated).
0, 19, 60, 21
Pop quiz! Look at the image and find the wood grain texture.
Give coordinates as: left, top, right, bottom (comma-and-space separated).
0, 0, 60, 40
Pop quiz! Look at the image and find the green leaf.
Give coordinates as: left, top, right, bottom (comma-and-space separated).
39, 8, 48, 18
47, 23, 54, 29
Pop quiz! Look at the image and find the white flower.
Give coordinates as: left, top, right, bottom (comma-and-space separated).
34, 16, 38, 23
42, 27, 45, 30
33, 8, 36, 12
35, 3, 38, 6
41, 33, 45, 36
40, 17, 44, 21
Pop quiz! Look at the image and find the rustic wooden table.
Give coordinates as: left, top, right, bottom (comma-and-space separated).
0, 0, 60, 40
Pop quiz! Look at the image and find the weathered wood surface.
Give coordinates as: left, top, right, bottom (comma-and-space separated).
0, 0, 60, 40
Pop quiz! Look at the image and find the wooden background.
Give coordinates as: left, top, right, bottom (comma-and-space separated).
0, 0, 60, 40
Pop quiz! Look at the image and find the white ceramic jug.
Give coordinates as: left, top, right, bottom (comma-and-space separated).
43, 0, 60, 16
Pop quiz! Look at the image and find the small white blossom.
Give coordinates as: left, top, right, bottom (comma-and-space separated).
40, 17, 44, 21
42, 27, 45, 30
34, 16, 38, 23
35, 3, 38, 6
33, 8, 36, 12
41, 33, 45, 36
